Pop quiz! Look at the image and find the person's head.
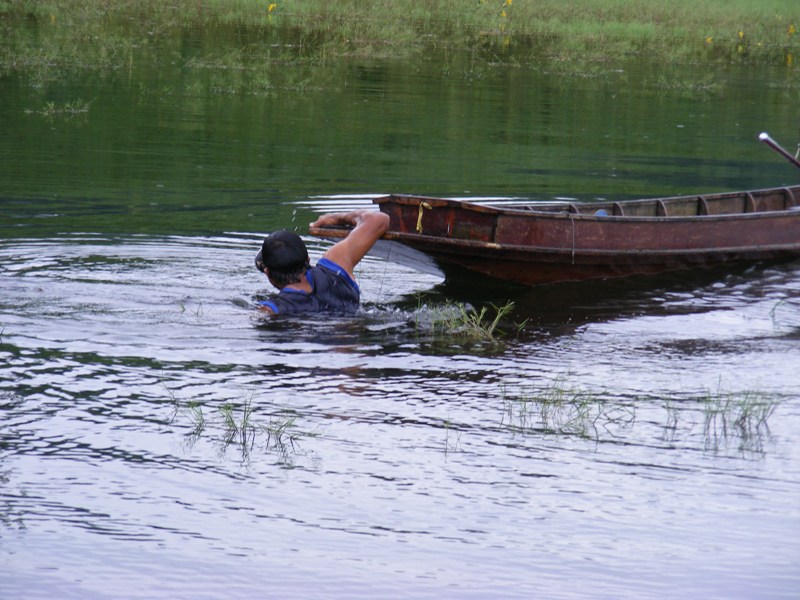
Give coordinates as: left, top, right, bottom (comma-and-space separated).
255, 230, 310, 289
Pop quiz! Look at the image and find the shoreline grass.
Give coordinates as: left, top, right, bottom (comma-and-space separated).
1, 0, 798, 78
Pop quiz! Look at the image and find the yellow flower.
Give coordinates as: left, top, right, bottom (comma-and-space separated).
268, 3, 277, 12
789, 24, 797, 36
501, 9, 507, 17
705, 36, 713, 45
738, 31, 744, 40
504, 0, 512, 5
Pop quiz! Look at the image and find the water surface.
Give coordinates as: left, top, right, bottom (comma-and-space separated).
1, 39, 799, 599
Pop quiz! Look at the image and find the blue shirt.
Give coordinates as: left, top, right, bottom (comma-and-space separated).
258, 258, 360, 315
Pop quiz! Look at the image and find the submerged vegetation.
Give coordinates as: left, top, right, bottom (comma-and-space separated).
23, 98, 91, 118
1, 0, 798, 81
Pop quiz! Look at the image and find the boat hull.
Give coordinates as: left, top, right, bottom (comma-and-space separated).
382, 232, 800, 286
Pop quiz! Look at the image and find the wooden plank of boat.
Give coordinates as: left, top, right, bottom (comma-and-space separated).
310, 185, 800, 286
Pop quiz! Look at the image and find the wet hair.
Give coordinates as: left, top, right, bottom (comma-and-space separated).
255, 230, 310, 288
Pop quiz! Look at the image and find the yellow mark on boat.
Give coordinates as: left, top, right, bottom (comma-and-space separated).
416, 202, 432, 234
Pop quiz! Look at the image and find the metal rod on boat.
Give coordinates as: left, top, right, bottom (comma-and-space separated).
759, 132, 800, 169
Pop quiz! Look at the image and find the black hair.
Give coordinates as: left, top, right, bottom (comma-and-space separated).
256, 230, 310, 288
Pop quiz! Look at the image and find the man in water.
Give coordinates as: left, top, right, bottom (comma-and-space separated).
255, 209, 390, 315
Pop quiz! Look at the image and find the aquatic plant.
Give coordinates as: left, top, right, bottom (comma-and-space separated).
25, 99, 91, 119
219, 400, 255, 450
655, 76, 721, 99
501, 376, 635, 439
218, 398, 312, 456
414, 300, 523, 343
183, 398, 301, 460
660, 383, 782, 454
165, 383, 314, 460
178, 298, 204, 318
186, 401, 206, 437
443, 418, 463, 454
700, 387, 779, 452
163, 379, 183, 421
769, 299, 787, 329
501, 377, 783, 454
262, 411, 302, 452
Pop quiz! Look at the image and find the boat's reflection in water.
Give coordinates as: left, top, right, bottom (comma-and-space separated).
417, 256, 800, 333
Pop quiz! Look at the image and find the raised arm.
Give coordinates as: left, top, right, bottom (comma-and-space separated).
309, 210, 390, 279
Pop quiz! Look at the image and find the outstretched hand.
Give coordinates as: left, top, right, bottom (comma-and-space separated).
311, 210, 390, 278
309, 213, 352, 229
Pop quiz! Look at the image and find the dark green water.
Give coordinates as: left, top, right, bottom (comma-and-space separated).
1, 34, 799, 599
2, 44, 798, 237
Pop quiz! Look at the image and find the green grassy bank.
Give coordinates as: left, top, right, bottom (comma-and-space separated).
1, 0, 799, 76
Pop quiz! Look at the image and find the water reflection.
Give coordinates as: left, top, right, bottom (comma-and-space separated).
3, 53, 799, 239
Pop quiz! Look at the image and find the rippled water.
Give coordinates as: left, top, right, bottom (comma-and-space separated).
2, 37, 800, 598
2, 228, 799, 599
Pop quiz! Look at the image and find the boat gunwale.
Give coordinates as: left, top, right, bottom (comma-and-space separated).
374, 186, 800, 222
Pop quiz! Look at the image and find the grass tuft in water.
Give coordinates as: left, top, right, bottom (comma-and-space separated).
660, 383, 783, 454
443, 418, 463, 454
501, 376, 635, 439
415, 300, 523, 343
769, 299, 787, 330
700, 386, 780, 452
656, 76, 721, 99
263, 411, 302, 452
24, 99, 91, 119
164, 383, 314, 460
219, 399, 255, 451
185, 401, 206, 437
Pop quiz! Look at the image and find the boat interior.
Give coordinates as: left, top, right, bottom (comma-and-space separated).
514, 186, 800, 218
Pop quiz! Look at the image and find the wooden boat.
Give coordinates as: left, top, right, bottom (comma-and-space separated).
311, 185, 800, 286
311, 135, 800, 286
